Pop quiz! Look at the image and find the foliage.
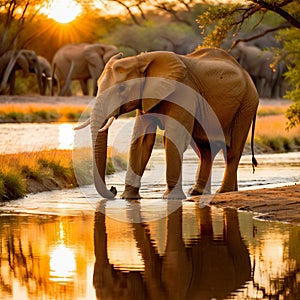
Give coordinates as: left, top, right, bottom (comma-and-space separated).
0, 0, 42, 55
104, 19, 200, 55
197, 0, 300, 128
281, 27, 300, 127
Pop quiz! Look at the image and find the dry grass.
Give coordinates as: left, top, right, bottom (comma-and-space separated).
0, 103, 89, 123
252, 114, 300, 152
256, 115, 298, 136
0, 149, 77, 201
257, 104, 288, 117
0, 149, 72, 172
0, 147, 127, 202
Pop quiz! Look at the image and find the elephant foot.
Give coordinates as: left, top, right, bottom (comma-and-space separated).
163, 187, 186, 200
120, 185, 141, 199
216, 186, 236, 193
188, 185, 210, 196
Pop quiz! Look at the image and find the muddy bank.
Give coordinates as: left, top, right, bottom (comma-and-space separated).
198, 184, 300, 225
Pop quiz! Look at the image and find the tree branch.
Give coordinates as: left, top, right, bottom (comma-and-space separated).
230, 23, 291, 50
252, 0, 300, 29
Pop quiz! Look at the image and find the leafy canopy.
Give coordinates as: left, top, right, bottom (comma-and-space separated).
198, 0, 300, 128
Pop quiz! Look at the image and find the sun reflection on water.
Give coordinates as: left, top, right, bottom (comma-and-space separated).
50, 243, 76, 282
49, 222, 76, 283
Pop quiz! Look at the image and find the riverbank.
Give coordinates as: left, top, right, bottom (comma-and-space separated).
196, 184, 300, 225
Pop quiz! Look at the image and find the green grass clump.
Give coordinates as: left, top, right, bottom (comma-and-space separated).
0, 103, 87, 123
0, 172, 26, 201
65, 111, 83, 122
0, 148, 128, 202
256, 135, 297, 152
33, 110, 61, 122
38, 158, 77, 185
0, 110, 61, 123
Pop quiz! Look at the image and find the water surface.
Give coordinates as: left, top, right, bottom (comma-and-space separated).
0, 121, 300, 299
0, 201, 299, 300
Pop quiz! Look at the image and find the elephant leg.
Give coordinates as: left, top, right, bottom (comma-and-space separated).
163, 118, 191, 200
218, 147, 239, 192
120, 113, 157, 199
189, 143, 220, 195
59, 81, 71, 96
9, 73, 16, 95
217, 107, 255, 193
80, 79, 89, 95
92, 78, 98, 96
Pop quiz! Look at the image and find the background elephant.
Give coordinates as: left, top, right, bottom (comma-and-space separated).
230, 42, 287, 98
0, 49, 43, 95
38, 55, 52, 95
85, 48, 259, 199
52, 43, 119, 96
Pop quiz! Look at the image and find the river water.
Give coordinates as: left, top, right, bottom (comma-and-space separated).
0, 121, 300, 299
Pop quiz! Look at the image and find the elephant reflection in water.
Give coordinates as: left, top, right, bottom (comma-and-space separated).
93, 203, 251, 300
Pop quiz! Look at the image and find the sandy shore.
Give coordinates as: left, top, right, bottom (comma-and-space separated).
1, 95, 299, 224
193, 184, 300, 225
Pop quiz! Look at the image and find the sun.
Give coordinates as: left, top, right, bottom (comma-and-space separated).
47, 0, 82, 24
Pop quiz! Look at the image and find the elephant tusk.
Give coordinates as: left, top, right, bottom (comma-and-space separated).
99, 116, 115, 132
74, 118, 90, 130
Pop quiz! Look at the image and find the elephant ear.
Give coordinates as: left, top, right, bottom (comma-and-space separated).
138, 52, 187, 113
102, 46, 118, 63
85, 49, 103, 69
16, 54, 30, 76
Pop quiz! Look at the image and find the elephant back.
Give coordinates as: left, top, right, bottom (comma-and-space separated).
183, 48, 247, 101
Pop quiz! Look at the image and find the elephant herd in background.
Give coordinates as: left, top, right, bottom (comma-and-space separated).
0, 35, 289, 98
0, 43, 118, 96
228, 42, 288, 98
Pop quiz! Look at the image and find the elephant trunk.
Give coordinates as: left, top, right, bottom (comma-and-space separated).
91, 99, 116, 199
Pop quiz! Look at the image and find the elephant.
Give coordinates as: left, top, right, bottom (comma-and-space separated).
222, 30, 282, 50
93, 201, 251, 299
37, 55, 52, 95
0, 49, 43, 95
77, 48, 259, 199
230, 42, 287, 98
51, 43, 119, 96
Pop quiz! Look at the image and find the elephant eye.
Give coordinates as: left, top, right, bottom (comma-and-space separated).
118, 84, 126, 94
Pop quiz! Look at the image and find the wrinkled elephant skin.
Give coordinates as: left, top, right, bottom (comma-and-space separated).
88, 48, 259, 199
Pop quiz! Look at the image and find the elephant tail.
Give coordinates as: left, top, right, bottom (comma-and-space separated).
251, 114, 258, 173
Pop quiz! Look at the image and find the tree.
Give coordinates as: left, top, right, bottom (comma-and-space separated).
100, 0, 206, 32
198, 0, 300, 127
0, 0, 42, 55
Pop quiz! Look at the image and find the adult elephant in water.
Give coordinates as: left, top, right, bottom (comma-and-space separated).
52, 43, 119, 96
77, 48, 259, 199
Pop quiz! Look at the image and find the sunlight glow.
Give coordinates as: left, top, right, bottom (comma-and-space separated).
48, 0, 82, 24
50, 243, 76, 281
50, 222, 76, 282
58, 124, 75, 150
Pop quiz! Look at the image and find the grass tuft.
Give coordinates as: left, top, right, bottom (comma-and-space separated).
0, 172, 26, 201
249, 114, 300, 153
0, 148, 127, 202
